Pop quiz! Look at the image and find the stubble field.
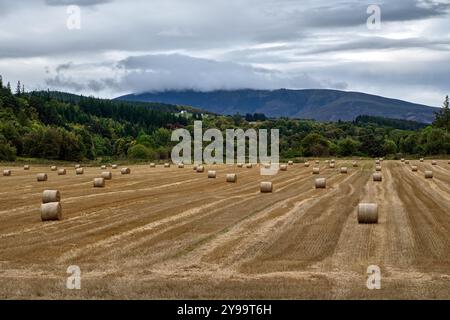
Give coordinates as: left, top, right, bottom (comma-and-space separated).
0, 160, 449, 299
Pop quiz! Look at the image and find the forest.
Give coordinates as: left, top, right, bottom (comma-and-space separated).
0, 76, 449, 162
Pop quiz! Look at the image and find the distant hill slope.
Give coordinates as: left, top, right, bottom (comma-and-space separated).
116, 89, 437, 123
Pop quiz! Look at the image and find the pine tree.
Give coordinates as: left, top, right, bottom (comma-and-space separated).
15, 81, 21, 95
0, 75, 3, 88
22, 84, 25, 94
433, 95, 450, 131
6, 82, 11, 93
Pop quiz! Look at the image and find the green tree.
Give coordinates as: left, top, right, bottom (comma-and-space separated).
382, 139, 397, 155
337, 138, 360, 156
433, 95, 450, 131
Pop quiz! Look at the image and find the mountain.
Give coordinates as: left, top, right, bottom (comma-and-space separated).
116, 89, 438, 123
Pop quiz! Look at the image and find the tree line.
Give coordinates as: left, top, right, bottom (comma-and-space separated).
0, 76, 449, 161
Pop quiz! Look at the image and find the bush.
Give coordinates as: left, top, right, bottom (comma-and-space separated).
0, 134, 17, 161
128, 144, 152, 159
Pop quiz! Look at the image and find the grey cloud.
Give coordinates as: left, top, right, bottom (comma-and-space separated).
45, 0, 113, 6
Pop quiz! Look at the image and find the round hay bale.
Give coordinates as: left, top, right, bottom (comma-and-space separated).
57, 169, 66, 175
193, 165, 198, 171
380, 158, 384, 162
420, 158, 424, 162
101, 171, 112, 180
401, 158, 405, 163
178, 163, 184, 168
101, 165, 107, 170
304, 162, 310, 167
431, 160, 437, 166
325, 160, 329, 164
246, 163, 253, 169
330, 159, 335, 164
37, 173, 48, 182
329, 163, 335, 169
405, 160, 410, 164
121, 168, 131, 175
288, 161, 294, 166
76, 168, 84, 175
208, 170, 216, 178
41, 202, 62, 221
51, 166, 57, 171
3, 169, 11, 176
237, 163, 243, 168
112, 164, 118, 169
315, 160, 320, 165
352, 161, 358, 167
280, 164, 288, 171
340, 167, 348, 174
93, 177, 105, 188
150, 163, 156, 168
357, 203, 378, 224
411, 166, 418, 172
164, 163, 171, 168
196, 165, 205, 173
24, 165, 30, 170
448, 160, 450, 164
226, 173, 237, 183
42, 190, 60, 204
375, 165, 382, 172
424, 171, 433, 179
375, 160, 380, 165
315, 178, 326, 189
263, 163, 271, 169
312, 167, 320, 174
75, 164, 81, 169
373, 172, 382, 182
260, 182, 273, 193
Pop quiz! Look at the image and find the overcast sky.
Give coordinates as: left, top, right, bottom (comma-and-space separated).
0, 0, 449, 106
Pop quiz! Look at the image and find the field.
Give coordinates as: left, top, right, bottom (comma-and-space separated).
0, 160, 449, 299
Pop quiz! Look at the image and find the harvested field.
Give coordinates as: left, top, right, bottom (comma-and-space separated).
0, 160, 449, 299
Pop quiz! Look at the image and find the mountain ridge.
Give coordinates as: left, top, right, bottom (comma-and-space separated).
116, 89, 437, 123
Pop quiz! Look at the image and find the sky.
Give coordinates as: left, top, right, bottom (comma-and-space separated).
0, 0, 449, 106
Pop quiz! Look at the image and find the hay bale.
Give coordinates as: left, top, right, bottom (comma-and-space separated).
357, 203, 378, 224
112, 164, 118, 169
280, 164, 288, 171
101, 165, 107, 170
101, 171, 112, 180
3, 169, 11, 176
330, 159, 335, 164
263, 163, 271, 169
304, 162, 310, 167
237, 163, 243, 168
51, 166, 57, 171
193, 165, 198, 171
431, 160, 437, 166
24, 165, 30, 170
76, 168, 84, 175
352, 161, 358, 167
315, 160, 320, 165
150, 163, 156, 168
226, 173, 237, 183
405, 160, 410, 164
401, 158, 405, 163
178, 163, 184, 168
380, 158, 384, 162
37, 173, 48, 182
315, 178, 326, 189
121, 168, 131, 175
340, 167, 348, 174
312, 167, 320, 174
208, 170, 217, 178
260, 182, 273, 193
411, 166, 418, 172
329, 163, 335, 169
164, 163, 171, 168
425, 171, 433, 179
420, 158, 424, 162
41, 202, 62, 221
375, 160, 380, 165
448, 160, 450, 164
196, 165, 205, 173
42, 190, 60, 204
246, 163, 253, 168
57, 169, 66, 175
375, 165, 382, 172
373, 172, 382, 182
75, 164, 81, 169
93, 177, 105, 188
288, 161, 294, 165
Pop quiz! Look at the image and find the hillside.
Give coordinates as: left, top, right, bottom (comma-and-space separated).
116, 89, 438, 123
